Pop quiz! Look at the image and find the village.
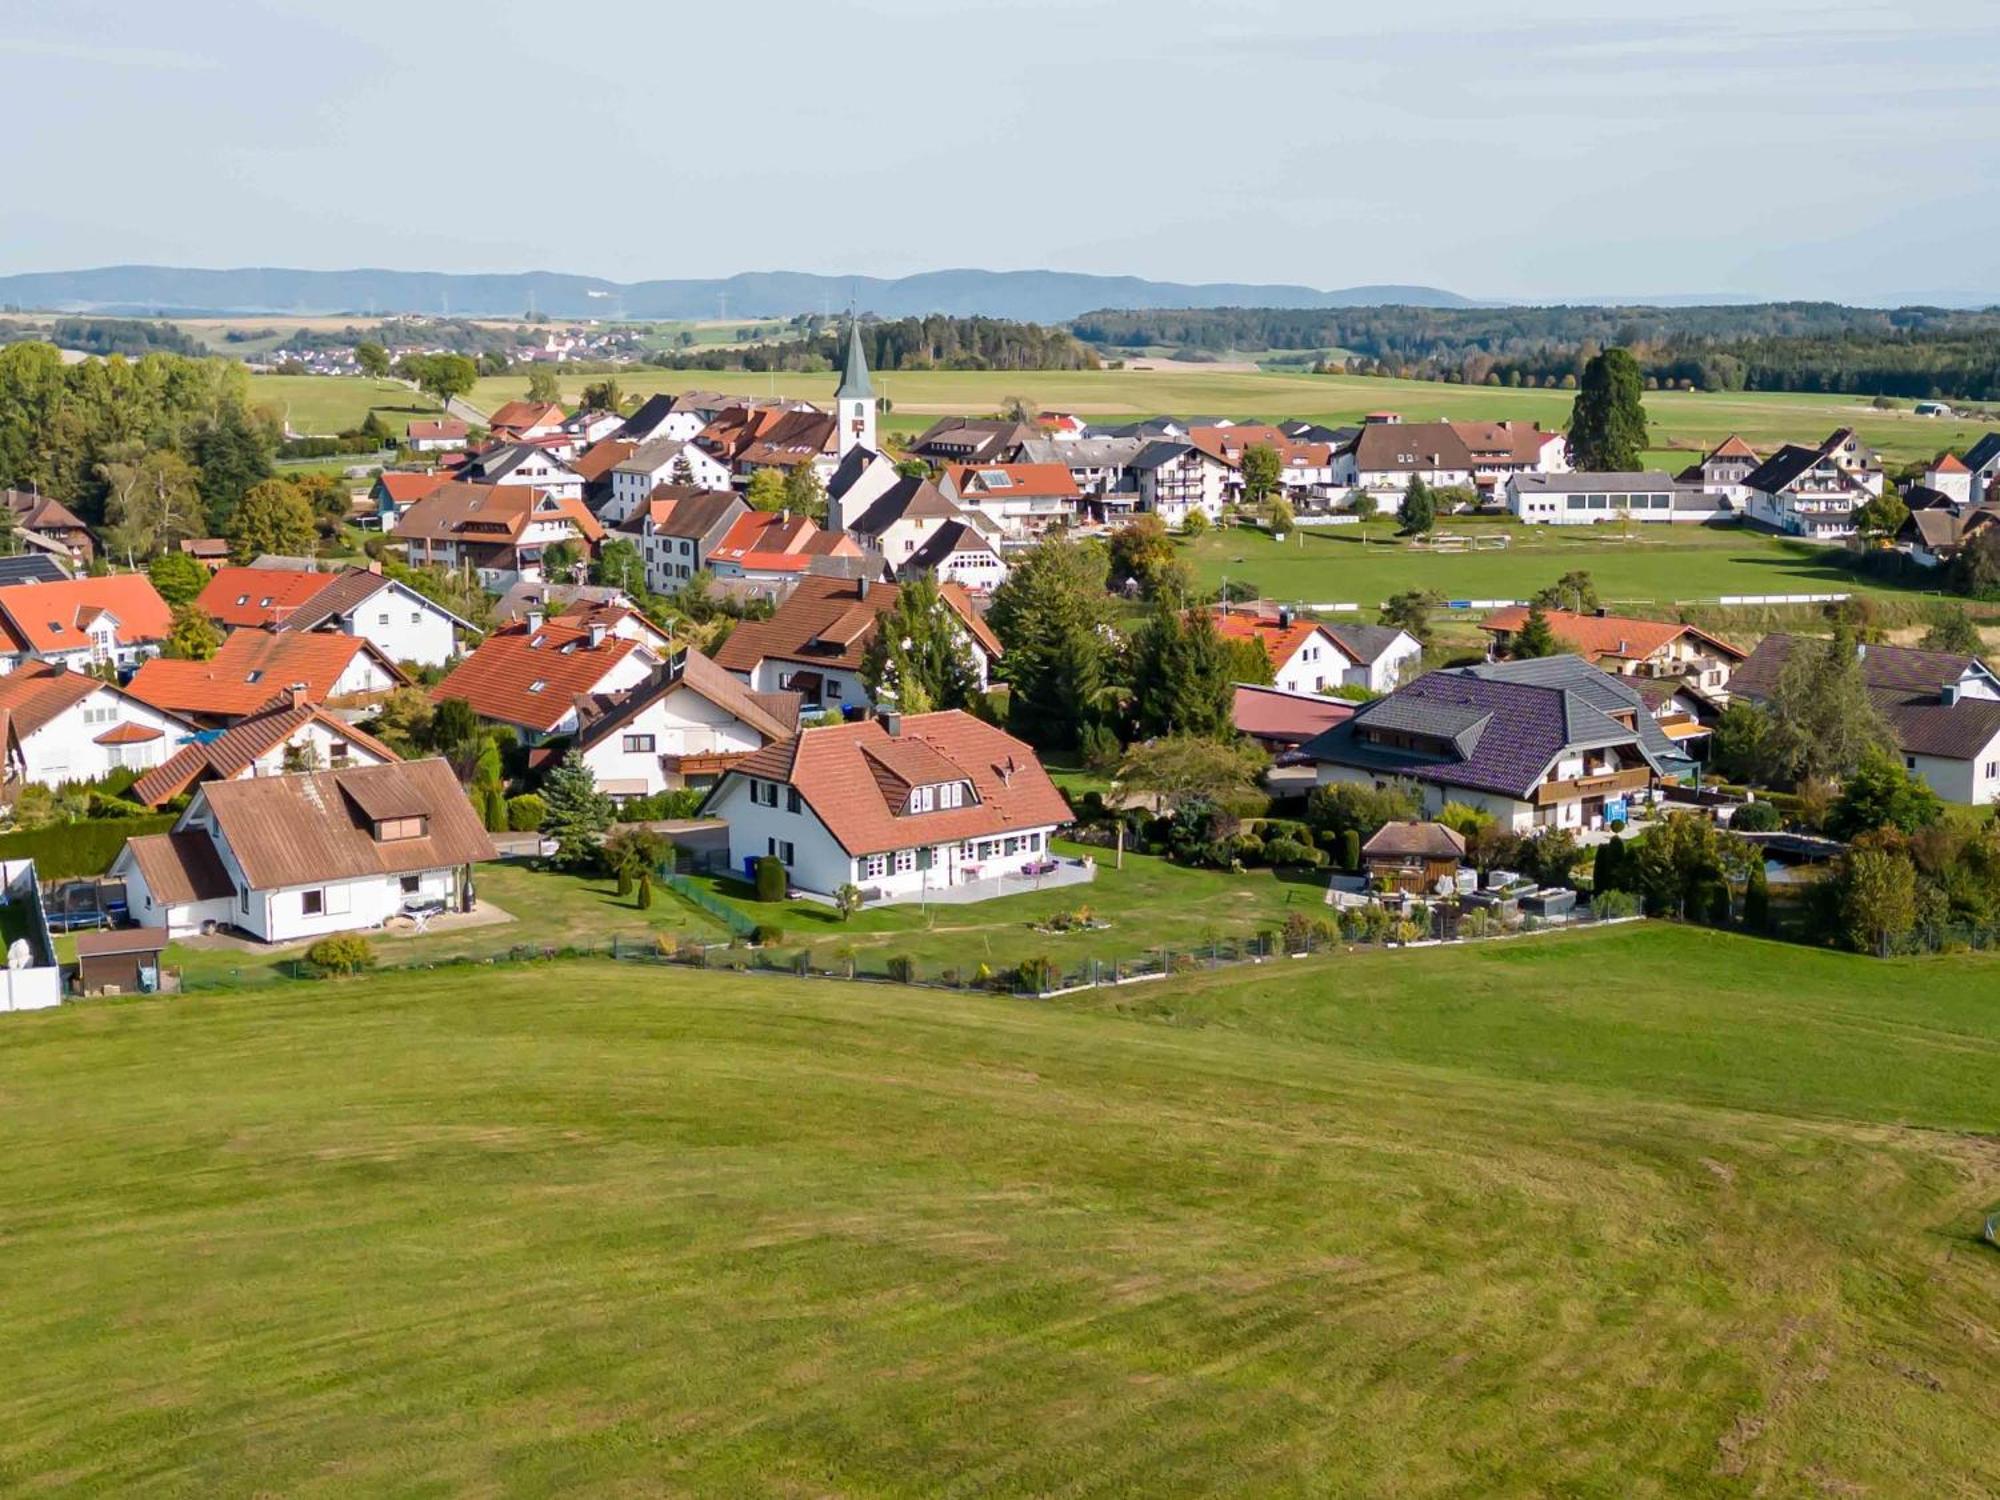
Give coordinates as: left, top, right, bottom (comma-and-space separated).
0, 321, 1990, 1007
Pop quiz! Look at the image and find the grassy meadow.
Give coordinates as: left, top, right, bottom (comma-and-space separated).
0, 923, 1994, 1494
248, 373, 444, 436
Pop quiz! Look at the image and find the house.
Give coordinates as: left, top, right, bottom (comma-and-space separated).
613, 392, 710, 446
1739, 428, 1883, 539
1362, 821, 1467, 894
712, 575, 1000, 710
1506, 472, 1695, 525
370, 469, 451, 527
1303, 658, 1667, 833
1897, 497, 2000, 567
458, 442, 585, 501
1187, 424, 1339, 502
906, 416, 1032, 467
178, 538, 232, 573
198, 564, 469, 668
569, 437, 637, 513
1730, 636, 2000, 804
735, 408, 840, 484
1212, 606, 1361, 696
1332, 421, 1476, 506
901, 520, 1009, 593
606, 438, 733, 523
2, 488, 96, 563
701, 709, 1073, 904
938, 462, 1082, 537
125, 631, 408, 728
1447, 421, 1569, 499
562, 409, 624, 446
431, 609, 663, 742
1478, 607, 1745, 695
0, 555, 72, 586
704, 510, 865, 584
130, 687, 400, 806
1212, 603, 1422, 694
571, 648, 800, 799
406, 419, 469, 452
490, 580, 638, 629
1465, 653, 1703, 781
825, 445, 904, 535
485, 400, 567, 441
1013, 436, 1147, 509
392, 481, 604, 589
1962, 432, 2000, 505
1675, 434, 1760, 510
691, 401, 822, 472
1130, 442, 1230, 527
614, 486, 747, 593
840, 475, 982, 564
0, 663, 193, 787
1033, 411, 1087, 441
112, 758, 494, 941
0, 573, 173, 674
0, 859, 63, 1010
1231, 683, 1355, 754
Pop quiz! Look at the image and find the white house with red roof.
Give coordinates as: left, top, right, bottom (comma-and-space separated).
0, 662, 194, 787
938, 462, 1083, 538
704, 510, 864, 584
0, 574, 173, 675
701, 709, 1076, 903
571, 649, 800, 799
485, 401, 567, 441
406, 419, 469, 452
1212, 604, 1422, 694
197, 564, 470, 668
431, 609, 663, 742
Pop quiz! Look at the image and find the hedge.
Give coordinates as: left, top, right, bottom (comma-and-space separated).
0, 815, 177, 879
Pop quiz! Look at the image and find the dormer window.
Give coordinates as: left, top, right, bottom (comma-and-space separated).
374, 815, 427, 842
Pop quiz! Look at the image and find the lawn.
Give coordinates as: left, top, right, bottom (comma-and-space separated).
245, 373, 444, 437
449, 365, 1989, 468
677, 837, 1322, 974
0, 923, 1993, 1494
1183, 514, 1909, 608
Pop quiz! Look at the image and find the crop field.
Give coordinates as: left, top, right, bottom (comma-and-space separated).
0, 923, 1994, 1494
247, 373, 443, 436
442, 366, 1991, 468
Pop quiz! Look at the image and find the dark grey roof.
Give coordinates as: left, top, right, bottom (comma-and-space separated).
904, 519, 999, 572
1301, 665, 1657, 800
826, 444, 891, 502
835, 320, 873, 401
0, 554, 70, 586
1321, 621, 1412, 665
1731, 635, 2000, 704
1097, 417, 1186, 440
847, 477, 964, 538
1130, 440, 1194, 471
1881, 695, 2000, 760
1462, 654, 1679, 766
464, 442, 571, 483
1961, 431, 2000, 474
612, 393, 678, 442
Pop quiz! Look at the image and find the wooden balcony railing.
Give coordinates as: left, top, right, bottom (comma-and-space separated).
1533, 766, 1652, 806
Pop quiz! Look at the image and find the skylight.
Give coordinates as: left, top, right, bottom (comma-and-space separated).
528, 680, 547, 693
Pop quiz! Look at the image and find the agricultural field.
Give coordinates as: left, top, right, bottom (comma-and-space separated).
0, 923, 1994, 1493
246, 373, 443, 436
448, 365, 1992, 468
1180, 515, 1923, 609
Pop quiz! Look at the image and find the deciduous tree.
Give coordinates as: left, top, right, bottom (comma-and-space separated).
859, 572, 980, 713
224, 478, 316, 562
162, 604, 222, 661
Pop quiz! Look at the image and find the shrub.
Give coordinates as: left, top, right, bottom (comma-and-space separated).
1264, 836, 1323, 867
753, 855, 787, 902
1340, 829, 1361, 872
1592, 889, 1640, 919
1014, 955, 1060, 992
886, 954, 917, 984
0, 814, 177, 878
1730, 800, 1782, 832
1281, 910, 1319, 953
751, 922, 785, 947
506, 793, 546, 832
1078, 721, 1122, 771
304, 934, 374, 976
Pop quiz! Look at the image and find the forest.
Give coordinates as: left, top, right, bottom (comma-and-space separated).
1070, 303, 2000, 400
647, 315, 1100, 374
0, 318, 204, 359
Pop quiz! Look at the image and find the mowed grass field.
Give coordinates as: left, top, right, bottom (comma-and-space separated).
1182, 515, 1906, 607
0, 925, 1995, 1494
246, 373, 443, 436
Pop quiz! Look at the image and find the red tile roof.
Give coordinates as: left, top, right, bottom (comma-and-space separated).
942, 461, 1082, 500
432, 615, 656, 733
723, 710, 1069, 856
0, 574, 173, 656
93, 722, 164, 745
1210, 609, 1346, 672
197, 567, 338, 629
0, 661, 118, 737
1934, 452, 1969, 474
1707, 434, 1759, 461
1231, 684, 1354, 745
1477, 607, 1745, 664
125, 632, 407, 720
486, 400, 566, 432
373, 470, 451, 507
711, 576, 1000, 676
392, 481, 604, 546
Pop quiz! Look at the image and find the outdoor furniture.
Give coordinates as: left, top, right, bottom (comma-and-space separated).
399, 897, 448, 933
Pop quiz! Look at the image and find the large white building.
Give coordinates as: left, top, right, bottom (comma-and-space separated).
198, 564, 471, 668
0, 664, 193, 788
572, 649, 800, 799
701, 710, 1075, 903
112, 759, 495, 941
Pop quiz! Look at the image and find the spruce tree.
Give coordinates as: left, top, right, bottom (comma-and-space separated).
1398, 477, 1437, 537
540, 751, 614, 870
1567, 348, 1649, 470
1512, 602, 1559, 659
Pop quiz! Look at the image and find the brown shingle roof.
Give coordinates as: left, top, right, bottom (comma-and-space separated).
200, 759, 494, 890
722, 710, 1069, 856
392, 481, 603, 546
711, 575, 1000, 676
130, 696, 400, 807
433, 615, 655, 734
121, 829, 235, 905
1362, 821, 1467, 859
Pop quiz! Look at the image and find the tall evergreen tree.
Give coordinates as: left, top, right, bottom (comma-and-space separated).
985, 538, 1118, 749
1511, 601, 1559, 658
1129, 601, 1233, 739
540, 751, 614, 871
1397, 477, 1437, 537
1767, 630, 1896, 783
1567, 348, 1649, 470
860, 573, 980, 712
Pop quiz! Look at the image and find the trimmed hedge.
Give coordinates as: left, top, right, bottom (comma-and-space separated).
0, 815, 176, 878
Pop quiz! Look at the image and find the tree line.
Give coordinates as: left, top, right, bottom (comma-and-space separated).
1069, 303, 2000, 401
0, 318, 205, 359
647, 316, 1100, 374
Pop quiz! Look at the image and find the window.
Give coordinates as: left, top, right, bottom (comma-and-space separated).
786, 787, 801, 814
766, 837, 795, 865
1905, 755, 1917, 770
375, 815, 427, 841
864, 853, 887, 879
379, 613, 391, 626
401, 875, 421, 895
411, 613, 421, 625
528, 680, 547, 693
826, 681, 842, 700
240, 887, 250, 913
910, 785, 933, 813
623, 733, 656, 753
750, 780, 779, 808
302, 889, 325, 916
893, 849, 915, 874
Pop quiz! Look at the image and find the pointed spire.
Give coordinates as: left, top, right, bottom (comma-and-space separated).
835, 318, 872, 401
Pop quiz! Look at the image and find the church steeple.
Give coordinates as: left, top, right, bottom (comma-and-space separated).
834, 317, 876, 458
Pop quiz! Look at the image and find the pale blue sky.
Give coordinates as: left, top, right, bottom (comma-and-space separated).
4, 0, 1995, 304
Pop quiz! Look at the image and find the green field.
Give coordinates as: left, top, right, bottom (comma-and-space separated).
0, 923, 1994, 1494
1183, 516, 1914, 608
437, 366, 1990, 468
247, 373, 444, 436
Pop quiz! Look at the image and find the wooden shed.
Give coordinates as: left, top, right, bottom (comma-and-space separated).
71, 927, 168, 997
1362, 821, 1467, 894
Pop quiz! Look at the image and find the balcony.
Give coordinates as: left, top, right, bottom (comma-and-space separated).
660, 749, 753, 779
1533, 766, 1652, 806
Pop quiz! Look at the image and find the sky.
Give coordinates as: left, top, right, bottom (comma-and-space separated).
4, 0, 1997, 306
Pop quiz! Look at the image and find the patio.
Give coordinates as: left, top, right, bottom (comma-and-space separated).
792, 855, 1100, 909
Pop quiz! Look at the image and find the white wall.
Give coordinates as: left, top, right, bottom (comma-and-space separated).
579, 686, 769, 795
21, 690, 189, 787
1272, 631, 1357, 696
333, 581, 461, 667
1908, 736, 2000, 805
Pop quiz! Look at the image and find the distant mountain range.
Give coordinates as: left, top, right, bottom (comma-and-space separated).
0, 265, 1487, 322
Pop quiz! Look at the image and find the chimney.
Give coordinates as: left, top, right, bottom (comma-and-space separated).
366, 560, 381, 575
526, 607, 545, 633
857, 575, 872, 599
879, 709, 902, 736
1277, 605, 1294, 630
588, 621, 608, 649
287, 683, 309, 710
